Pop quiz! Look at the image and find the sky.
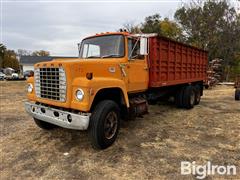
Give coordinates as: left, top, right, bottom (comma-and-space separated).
1, 0, 237, 56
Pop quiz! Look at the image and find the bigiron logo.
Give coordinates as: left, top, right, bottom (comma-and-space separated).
181, 161, 237, 179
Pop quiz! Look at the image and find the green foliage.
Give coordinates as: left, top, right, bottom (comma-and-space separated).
0, 44, 50, 71
122, 1, 239, 80
174, 0, 240, 80
141, 14, 162, 34
122, 14, 183, 40
159, 18, 184, 41
232, 53, 240, 74
2, 49, 20, 71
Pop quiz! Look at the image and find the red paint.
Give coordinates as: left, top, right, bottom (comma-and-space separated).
148, 36, 208, 87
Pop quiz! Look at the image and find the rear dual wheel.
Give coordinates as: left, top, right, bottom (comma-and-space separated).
182, 86, 195, 109
176, 85, 201, 109
175, 87, 185, 108
194, 85, 201, 105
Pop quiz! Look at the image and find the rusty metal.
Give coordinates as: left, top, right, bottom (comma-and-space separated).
129, 97, 148, 117
104, 111, 118, 139
148, 36, 208, 87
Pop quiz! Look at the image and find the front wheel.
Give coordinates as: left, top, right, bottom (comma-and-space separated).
88, 100, 120, 149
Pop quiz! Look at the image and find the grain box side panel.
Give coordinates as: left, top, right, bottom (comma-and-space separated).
148, 36, 207, 88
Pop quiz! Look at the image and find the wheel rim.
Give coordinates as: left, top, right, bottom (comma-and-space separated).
190, 91, 195, 105
104, 111, 118, 139
196, 91, 200, 102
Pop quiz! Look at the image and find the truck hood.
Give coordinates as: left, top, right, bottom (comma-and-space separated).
33, 57, 126, 109
49, 58, 126, 80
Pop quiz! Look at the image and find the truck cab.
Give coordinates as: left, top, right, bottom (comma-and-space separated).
25, 32, 206, 149
25, 32, 150, 149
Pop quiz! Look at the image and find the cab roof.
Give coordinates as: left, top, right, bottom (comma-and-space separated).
84, 32, 131, 39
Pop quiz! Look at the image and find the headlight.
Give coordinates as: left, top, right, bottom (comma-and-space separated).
76, 89, 84, 101
27, 83, 33, 93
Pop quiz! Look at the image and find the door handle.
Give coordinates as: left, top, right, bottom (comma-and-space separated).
143, 67, 148, 70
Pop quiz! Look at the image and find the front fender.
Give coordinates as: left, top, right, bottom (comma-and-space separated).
71, 77, 129, 112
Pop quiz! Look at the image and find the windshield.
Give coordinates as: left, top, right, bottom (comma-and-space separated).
79, 35, 124, 58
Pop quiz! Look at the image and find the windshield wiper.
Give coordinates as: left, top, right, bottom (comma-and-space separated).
87, 55, 101, 58
102, 54, 121, 58
86, 54, 121, 58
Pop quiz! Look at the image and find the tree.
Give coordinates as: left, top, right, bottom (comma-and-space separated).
159, 18, 184, 41
3, 50, 20, 71
141, 14, 162, 34
0, 44, 6, 58
122, 22, 141, 33
122, 14, 183, 40
0, 44, 20, 70
32, 50, 50, 56
174, 0, 240, 80
0, 44, 7, 68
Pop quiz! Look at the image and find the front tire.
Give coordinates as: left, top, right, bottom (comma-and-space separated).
89, 100, 120, 149
34, 118, 57, 130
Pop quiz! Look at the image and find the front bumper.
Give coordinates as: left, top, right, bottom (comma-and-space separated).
25, 102, 90, 130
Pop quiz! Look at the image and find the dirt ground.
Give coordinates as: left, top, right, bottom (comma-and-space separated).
0, 81, 239, 179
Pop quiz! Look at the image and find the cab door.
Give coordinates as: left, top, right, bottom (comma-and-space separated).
126, 37, 149, 92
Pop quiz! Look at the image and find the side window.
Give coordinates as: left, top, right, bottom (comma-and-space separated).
128, 38, 144, 60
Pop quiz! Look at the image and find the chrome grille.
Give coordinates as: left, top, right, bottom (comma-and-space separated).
35, 67, 66, 102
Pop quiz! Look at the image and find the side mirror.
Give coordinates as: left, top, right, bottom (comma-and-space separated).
77, 42, 81, 58
140, 37, 148, 55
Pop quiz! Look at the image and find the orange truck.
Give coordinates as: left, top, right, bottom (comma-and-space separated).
25, 32, 208, 149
